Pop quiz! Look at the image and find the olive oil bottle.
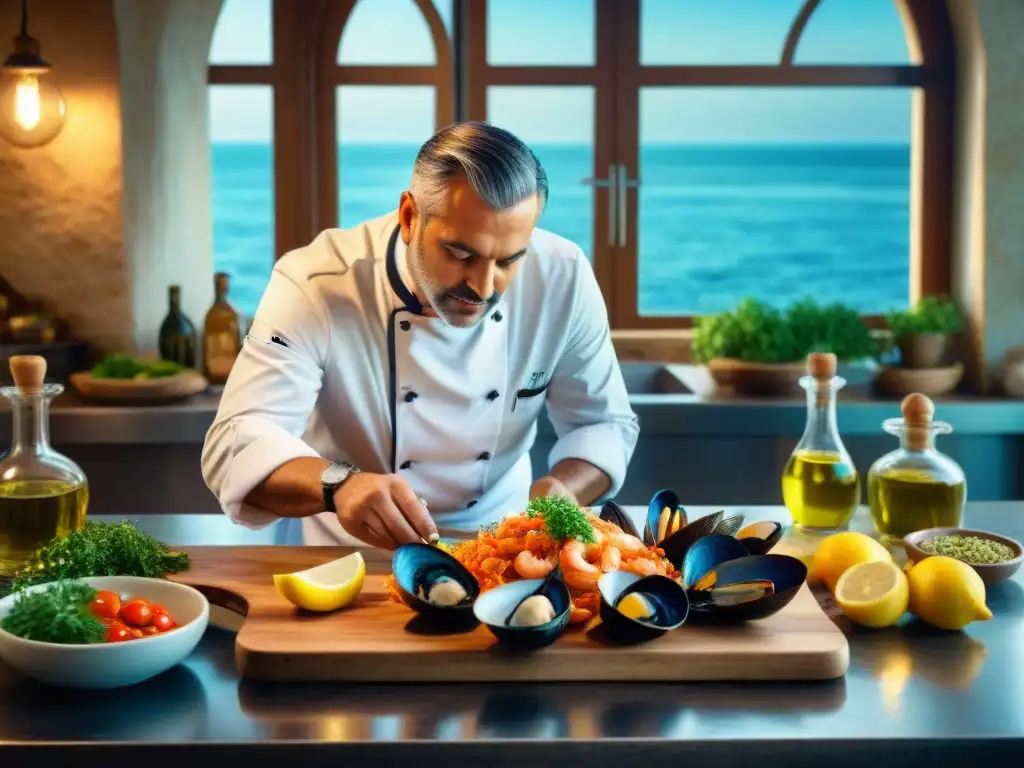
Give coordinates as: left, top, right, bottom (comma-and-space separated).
0, 356, 88, 575
782, 353, 860, 531
867, 393, 965, 543
158, 284, 197, 368
203, 272, 243, 385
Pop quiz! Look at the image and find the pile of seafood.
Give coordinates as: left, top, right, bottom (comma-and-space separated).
386, 489, 805, 649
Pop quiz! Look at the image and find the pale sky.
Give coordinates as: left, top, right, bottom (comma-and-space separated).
208, 0, 913, 145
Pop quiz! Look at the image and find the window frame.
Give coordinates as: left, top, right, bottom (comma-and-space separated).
209, 0, 956, 331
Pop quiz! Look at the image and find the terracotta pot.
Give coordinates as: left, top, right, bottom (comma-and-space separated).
897, 332, 949, 369
875, 362, 963, 397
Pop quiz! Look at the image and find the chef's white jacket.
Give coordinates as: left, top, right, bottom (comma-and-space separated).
201, 211, 639, 545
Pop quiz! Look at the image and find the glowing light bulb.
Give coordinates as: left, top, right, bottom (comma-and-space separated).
14, 74, 40, 130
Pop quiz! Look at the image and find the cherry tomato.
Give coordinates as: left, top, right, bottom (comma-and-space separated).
120, 599, 153, 627
106, 623, 132, 643
152, 613, 176, 632
141, 625, 160, 636
148, 603, 168, 618
88, 590, 122, 620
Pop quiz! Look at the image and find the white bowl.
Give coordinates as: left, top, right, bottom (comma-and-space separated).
0, 575, 209, 689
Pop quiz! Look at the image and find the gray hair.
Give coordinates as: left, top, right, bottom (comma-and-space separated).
410, 121, 549, 217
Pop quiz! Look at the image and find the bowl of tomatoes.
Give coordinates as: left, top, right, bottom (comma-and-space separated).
0, 575, 209, 689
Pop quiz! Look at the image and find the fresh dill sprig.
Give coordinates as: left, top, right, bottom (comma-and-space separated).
1, 580, 105, 645
4, 520, 190, 596
526, 495, 595, 543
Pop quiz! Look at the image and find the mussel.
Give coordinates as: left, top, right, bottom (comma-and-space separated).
679, 535, 807, 622
392, 543, 480, 621
473, 566, 571, 650
736, 520, 784, 556
599, 499, 643, 540
598, 571, 689, 643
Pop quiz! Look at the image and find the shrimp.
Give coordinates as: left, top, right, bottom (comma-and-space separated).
601, 545, 622, 573
564, 570, 599, 591
560, 540, 599, 575
514, 550, 557, 579
570, 607, 594, 624
620, 557, 658, 576
481, 557, 508, 574
605, 532, 649, 557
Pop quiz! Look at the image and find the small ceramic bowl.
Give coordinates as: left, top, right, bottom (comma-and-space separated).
0, 575, 210, 689
903, 527, 1024, 585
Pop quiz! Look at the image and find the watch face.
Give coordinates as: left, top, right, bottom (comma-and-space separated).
322, 464, 350, 486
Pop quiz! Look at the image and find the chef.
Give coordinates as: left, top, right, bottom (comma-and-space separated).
201, 121, 639, 549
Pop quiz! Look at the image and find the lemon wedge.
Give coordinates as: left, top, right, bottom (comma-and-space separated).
835, 560, 909, 628
273, 552, 366, 612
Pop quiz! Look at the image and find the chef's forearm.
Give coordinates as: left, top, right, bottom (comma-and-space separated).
244, 457, 332, 518
548, 459, 611, 506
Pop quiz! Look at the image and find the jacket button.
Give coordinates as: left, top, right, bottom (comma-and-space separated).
467, 499, 478, 508
486, 390, 499, 401
400, 320, 411, 331
399, 460, 412, 470
404, 391, 418, 403
492, 311, 502, 322
478, 451, 491, 461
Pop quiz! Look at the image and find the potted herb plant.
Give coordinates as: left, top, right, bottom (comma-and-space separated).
885, 296, 963, 369
692, 297, 881, 396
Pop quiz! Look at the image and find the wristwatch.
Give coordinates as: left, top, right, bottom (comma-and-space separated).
322, 462, 359, 513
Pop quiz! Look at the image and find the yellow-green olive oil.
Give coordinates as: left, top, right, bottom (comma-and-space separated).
0, 479, 88, 575
782, 449, 860, 530
868, 467, 964, 543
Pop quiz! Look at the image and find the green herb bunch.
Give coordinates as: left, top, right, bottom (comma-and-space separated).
91, 354, 187, 380
692, 296, 879, 365
885, 296, 963, 339
2, 520, 190, 596
1, 580, 105, 644
526, 495, 596, 544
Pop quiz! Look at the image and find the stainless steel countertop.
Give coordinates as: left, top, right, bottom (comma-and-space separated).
1, 503, 1022, 766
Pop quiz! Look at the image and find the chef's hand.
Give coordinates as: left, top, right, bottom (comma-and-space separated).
529, 475, 578, 504
333, 473, 438, 550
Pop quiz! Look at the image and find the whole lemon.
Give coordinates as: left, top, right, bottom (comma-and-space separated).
811, 531, 892, 592
907, 555, 993, 631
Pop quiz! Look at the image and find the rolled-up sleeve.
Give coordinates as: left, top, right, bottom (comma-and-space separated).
544, 253, 639, 502
201, 269, 329, 529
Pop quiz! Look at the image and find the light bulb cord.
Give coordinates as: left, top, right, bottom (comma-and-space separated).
20, 0, 28, 41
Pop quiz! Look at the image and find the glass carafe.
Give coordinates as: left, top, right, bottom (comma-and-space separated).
867, 393, 965, 544
0, 355, 88, 575
782, 352, 860, 531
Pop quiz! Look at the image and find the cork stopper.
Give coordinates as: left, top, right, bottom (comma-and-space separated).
9, 355, 47, 394
901, 392, 935, 450
807, 352, 837, 380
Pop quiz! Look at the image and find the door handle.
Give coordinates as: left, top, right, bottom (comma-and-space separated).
581, 164, 618, 246
615, 164, 640, 247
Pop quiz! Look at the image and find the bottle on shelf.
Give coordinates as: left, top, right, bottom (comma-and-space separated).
202, 272, 243, 386
0, 355, 89, 576
867, 393, 966, 544
158, 285, 197, 368
781, 352, 860, 532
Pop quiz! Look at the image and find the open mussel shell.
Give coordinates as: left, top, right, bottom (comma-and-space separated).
473, 572, 571, 650
686, 554, 808, 623
392, 543, 480, 619
736, 520, 784, 555
645, 488, 688, 546
599, 499, 642, 540
659, 511, 731, 568
598, 571, 689, 643
680, 534, 750, 589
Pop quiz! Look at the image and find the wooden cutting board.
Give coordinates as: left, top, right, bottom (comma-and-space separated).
169, 546, 849, 683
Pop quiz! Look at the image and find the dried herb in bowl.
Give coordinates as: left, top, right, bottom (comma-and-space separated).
919, 534, 1016, 565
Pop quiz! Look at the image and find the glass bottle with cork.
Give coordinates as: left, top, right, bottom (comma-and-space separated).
158, 284, 197, 368
781, 352, 860, 531
203, 272, 243, 386
0, 355, 88, 575
867, 392, 965, 544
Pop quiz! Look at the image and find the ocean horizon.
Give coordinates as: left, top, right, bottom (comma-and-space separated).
212, 141, 912, 319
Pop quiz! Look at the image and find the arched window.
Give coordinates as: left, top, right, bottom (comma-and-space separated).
208, 0, 954, 334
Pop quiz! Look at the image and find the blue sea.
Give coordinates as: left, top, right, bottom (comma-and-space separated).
212, 143, 910, 319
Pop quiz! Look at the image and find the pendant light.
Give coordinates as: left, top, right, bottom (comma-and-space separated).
0, 0, 65, 148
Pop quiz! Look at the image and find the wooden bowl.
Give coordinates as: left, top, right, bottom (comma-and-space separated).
70, 370, 209, 404
875, 363, 963, 397
705, 358, 805, 396
903, 527, 1024, 585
